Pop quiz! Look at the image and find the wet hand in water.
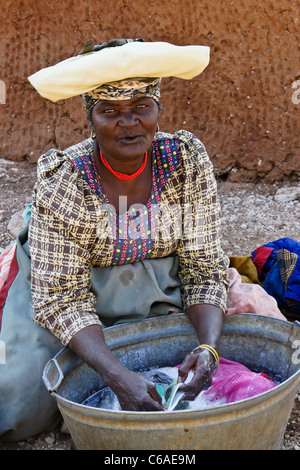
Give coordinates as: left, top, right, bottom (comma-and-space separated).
113, 369, 165, 412
176, 348, 216, 401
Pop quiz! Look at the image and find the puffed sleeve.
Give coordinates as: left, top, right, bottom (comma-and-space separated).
28, 148, 102, 346
176, 130, 229, 313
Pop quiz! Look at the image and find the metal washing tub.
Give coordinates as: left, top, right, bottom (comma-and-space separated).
43, 313, 300, 450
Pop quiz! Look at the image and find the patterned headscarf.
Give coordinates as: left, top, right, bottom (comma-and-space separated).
81, 77, 161, 110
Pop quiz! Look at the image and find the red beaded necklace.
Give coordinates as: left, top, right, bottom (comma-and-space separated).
99, 150, 147, 180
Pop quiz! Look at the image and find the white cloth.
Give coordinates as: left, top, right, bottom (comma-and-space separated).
28, 41, 210, 102
226, 268, 287, 321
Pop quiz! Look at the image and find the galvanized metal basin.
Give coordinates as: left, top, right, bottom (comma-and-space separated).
43, 313, 300, 450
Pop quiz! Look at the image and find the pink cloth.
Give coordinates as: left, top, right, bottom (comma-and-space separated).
203, 357, 277, 404
226, 267, 287, 321
0, 243, 17, 291
0, 242, 18, 331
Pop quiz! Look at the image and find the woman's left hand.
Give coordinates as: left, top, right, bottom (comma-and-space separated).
176, 348, 216, 401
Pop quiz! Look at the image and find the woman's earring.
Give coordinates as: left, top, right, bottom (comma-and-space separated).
90, 130, 96, 140
156, 123, 160, 133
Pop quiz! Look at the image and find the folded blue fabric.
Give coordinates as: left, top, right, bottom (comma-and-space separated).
252, 237, 300, 312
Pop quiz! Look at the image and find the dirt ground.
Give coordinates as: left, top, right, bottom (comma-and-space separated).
0, 157, 299, 450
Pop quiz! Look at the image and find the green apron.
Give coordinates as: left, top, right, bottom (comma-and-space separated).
0, 225, 182, 441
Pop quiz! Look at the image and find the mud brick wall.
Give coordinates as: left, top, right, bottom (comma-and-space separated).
0, 0, 299, 182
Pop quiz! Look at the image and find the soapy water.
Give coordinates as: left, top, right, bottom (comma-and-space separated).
81, 366, 227, 412
157, 366, 228, 411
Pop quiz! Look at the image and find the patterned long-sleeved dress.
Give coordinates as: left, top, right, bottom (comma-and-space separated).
28, 130, 229, 345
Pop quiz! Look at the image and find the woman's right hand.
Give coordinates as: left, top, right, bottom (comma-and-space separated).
69, 325, 165, 412
111, 369, 165, 412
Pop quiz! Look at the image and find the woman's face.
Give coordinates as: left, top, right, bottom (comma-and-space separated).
90, 96, 160, 162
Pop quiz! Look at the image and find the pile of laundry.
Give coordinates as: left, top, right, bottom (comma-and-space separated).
227, 237, 300, 321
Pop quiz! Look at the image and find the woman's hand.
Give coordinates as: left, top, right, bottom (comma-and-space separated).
111, 369, 165, 412
179, 304, 224, 401
177, 347, 216, 401
69, 325, 165, 412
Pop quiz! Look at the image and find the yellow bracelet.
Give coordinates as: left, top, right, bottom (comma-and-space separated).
199, 344, 220, 365
192, 344, 220, 369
